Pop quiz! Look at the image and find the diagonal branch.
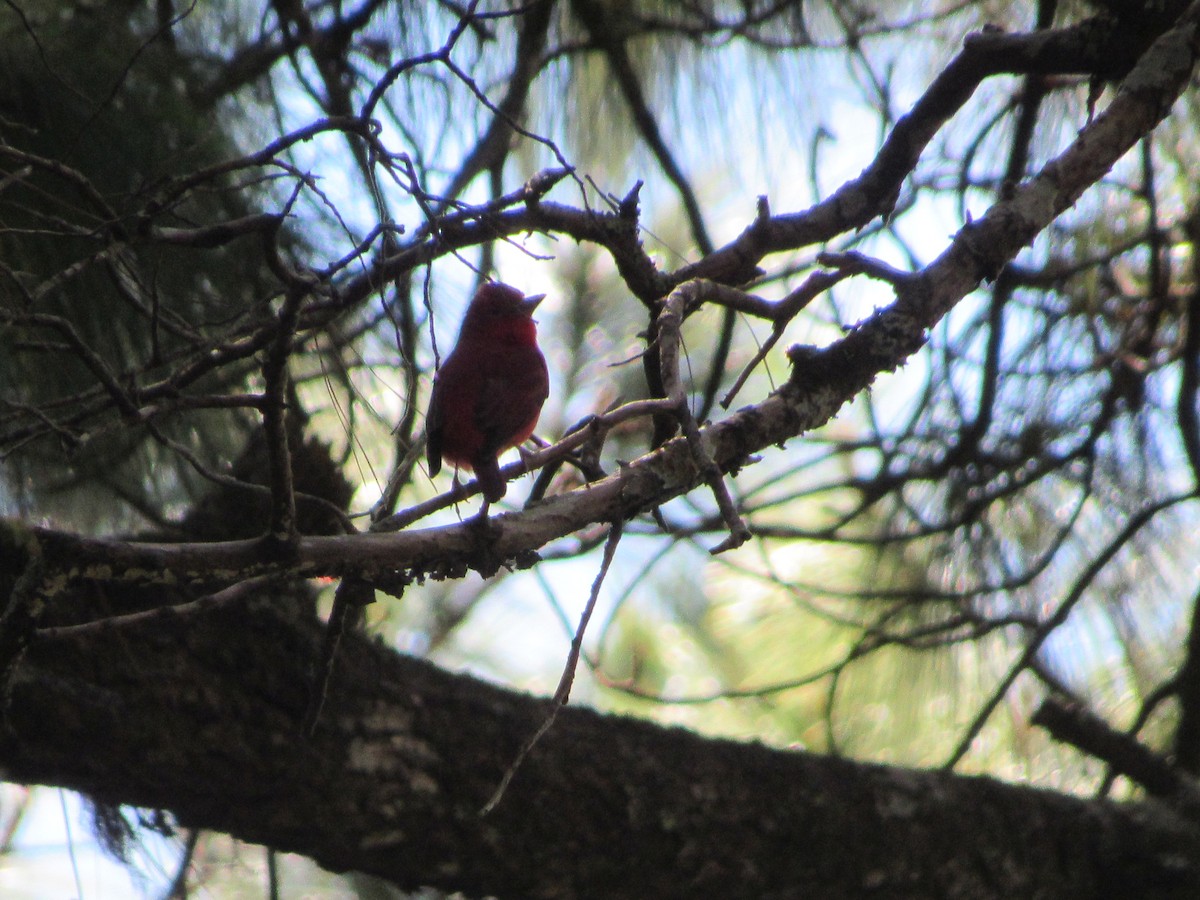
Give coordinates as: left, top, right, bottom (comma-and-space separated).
21, 3, 1200, 603
5, 584, 1200, 899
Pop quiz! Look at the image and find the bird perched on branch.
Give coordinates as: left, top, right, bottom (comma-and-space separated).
426, 281, 549, 504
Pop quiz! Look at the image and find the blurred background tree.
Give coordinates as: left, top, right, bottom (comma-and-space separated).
3, 0, 1200, 896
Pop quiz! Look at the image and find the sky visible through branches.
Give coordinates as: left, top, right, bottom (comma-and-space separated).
4, 0, 1200, 895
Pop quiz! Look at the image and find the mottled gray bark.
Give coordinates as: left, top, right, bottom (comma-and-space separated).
1, 586, 1197, 900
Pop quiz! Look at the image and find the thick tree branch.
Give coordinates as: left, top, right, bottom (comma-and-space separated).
4, 595, 1199, 900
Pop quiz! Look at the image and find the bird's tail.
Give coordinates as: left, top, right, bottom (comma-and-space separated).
474, 455, 506, 503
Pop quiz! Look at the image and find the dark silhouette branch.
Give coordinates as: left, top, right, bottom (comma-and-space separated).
3, 586, 1198, 899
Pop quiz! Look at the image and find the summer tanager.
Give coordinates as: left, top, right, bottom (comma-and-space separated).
426, 282, 549, 503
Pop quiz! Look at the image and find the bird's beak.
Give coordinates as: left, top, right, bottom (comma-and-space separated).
523, 293, 546, 314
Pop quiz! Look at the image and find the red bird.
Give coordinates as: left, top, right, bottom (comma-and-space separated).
426, 282, 549, 503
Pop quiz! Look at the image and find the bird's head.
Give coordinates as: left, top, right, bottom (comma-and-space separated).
460, 282, 545, 340
470, 282, 544, 316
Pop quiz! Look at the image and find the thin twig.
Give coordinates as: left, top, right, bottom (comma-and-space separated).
370, 398, 676, 533
36, 576, 275, 642
816, 249, 917, 287
721, 269, 848, 409
943, 493, 1194, 770
480, 520, 623, 815
260, 185, 311, 543
657, 283, 750, 553
304, 577, 379, 736
161, 828, 201, 900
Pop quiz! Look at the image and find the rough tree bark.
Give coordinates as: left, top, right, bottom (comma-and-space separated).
2, 589, 1198, 900
6, 5, 1200, 898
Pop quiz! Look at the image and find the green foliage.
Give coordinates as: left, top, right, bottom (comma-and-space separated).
0, 4, 284, 529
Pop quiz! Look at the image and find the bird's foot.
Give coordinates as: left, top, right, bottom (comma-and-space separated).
467, 501, 504, 576
470, 499, 497, 534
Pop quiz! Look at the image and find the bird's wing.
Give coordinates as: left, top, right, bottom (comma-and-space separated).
425, 369, 447, 477
474, 349, 549, 454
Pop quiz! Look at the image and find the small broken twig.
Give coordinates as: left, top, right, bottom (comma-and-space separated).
656, 283, 750, 554
480, 519, 623, 815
